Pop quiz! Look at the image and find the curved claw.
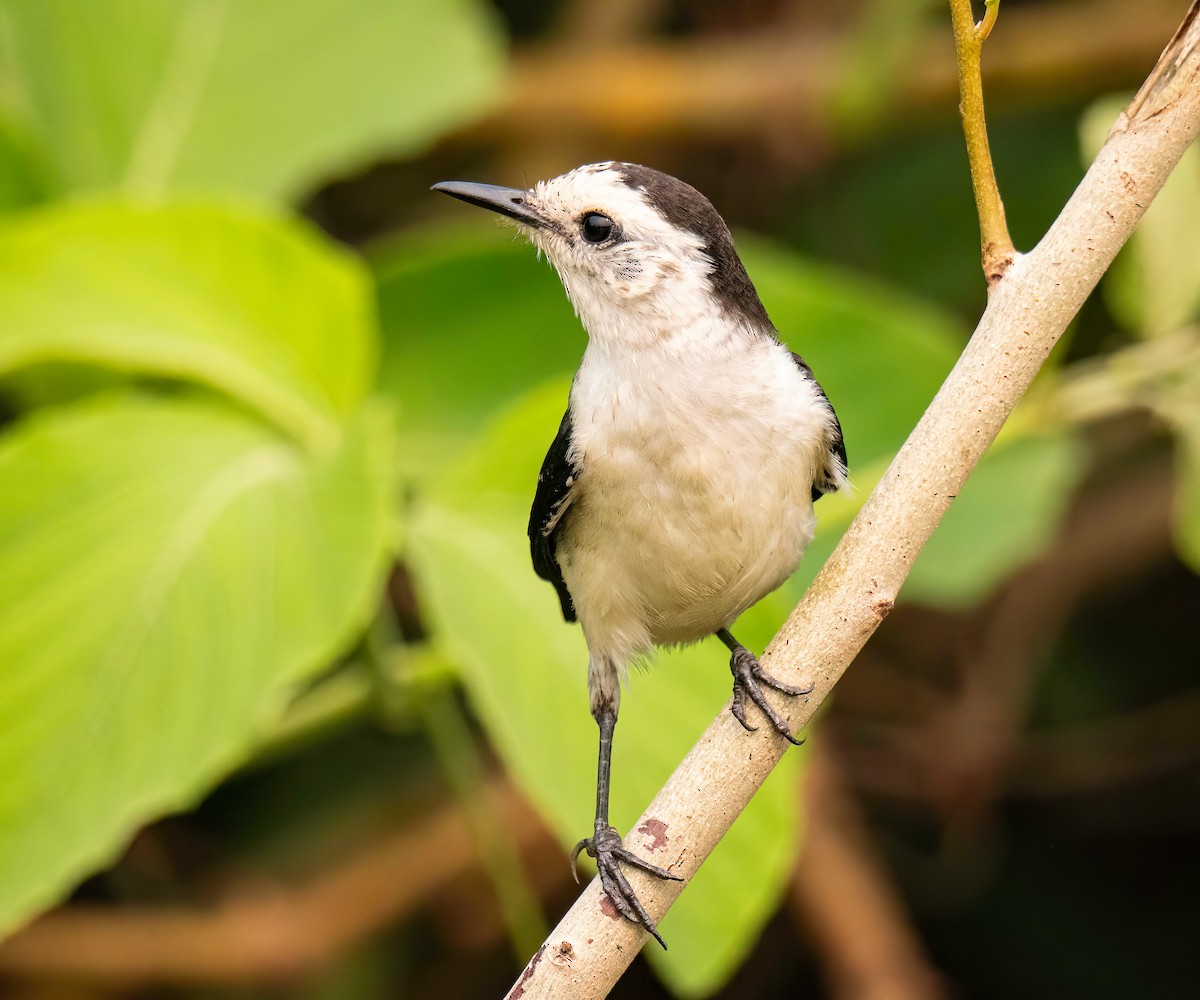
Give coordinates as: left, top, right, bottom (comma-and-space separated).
729, 647, 807, 745
730, 681, 758, 733
569, 824, 683, 949
570, 838, 589, 884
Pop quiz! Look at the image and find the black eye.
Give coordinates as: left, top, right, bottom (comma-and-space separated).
580, 212, 615, 244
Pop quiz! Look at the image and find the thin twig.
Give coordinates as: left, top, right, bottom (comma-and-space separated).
949, 0, 1014, 283
506, 5, 1200, 996
976, 0, 1000, 43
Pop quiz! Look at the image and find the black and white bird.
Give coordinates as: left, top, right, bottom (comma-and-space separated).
433, 162, 847, 947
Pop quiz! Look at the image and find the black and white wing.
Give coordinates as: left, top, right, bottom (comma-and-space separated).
527, 408, 579, 622
792, 352, 848, 502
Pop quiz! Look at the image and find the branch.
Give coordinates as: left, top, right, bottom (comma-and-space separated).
950, 0, 1014, 283
507, 4, 1200, 996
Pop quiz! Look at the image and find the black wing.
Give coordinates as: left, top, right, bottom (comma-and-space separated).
527, 408, 578, 622
792, 352, 847, 502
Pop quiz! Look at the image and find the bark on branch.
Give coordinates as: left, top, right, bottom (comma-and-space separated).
507, 4, 1200, 996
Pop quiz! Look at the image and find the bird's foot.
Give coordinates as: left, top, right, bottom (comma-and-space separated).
571, 823, 682, 948
728, 645, 811, 745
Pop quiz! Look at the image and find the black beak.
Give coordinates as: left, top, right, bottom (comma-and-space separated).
431, 180, 547, 229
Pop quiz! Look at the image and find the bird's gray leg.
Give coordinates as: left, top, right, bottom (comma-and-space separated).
571, 679, 682, 949
717, 628, 811, 745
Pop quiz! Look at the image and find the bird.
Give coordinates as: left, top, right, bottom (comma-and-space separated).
432, 162, 847, 947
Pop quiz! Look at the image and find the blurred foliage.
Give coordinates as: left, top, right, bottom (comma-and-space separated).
0, 0, 504, 202
0, 1, 1197, 998
0, 395, 394, 931
1079, 95, 1200, 571
0, 0, 493, 949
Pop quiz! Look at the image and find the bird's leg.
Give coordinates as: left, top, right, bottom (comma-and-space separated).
571, 697, 682, 948
717, 628, 811, 745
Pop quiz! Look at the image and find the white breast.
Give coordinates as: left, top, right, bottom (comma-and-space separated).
556, 332, 833, 666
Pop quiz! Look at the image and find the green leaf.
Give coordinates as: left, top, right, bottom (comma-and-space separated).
0, 200, 375, 450
0, 393, 396, 936
0, 0, 505, 201
409, 382, 803, 995
1081, 96, 1200, 337
0, 115, 51, 212
904, 431, 1088, 607
372, 226, 587, 476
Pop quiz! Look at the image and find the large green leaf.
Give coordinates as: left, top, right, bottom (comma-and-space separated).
0, 394, 395, 936
0, 200, 375, 450
0, 0, 504, 202
407, 382, 803, 995
0, 115, 50, 213
373, 226, 587, 476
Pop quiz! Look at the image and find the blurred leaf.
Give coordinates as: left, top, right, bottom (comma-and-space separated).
0, 200, 375, 450
0, 115, 51, 212
0, 0, 504, 201
904, 431, 1088, 607
408, 382, 803, 995
1082, 96, 1200, 337
406, 381, 590, 824
372, 226, 585, 476
0, 394, 396, 936
747, 237, 1087, 611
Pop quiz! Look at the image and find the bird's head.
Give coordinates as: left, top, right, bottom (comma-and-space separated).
433, 162, 771, 351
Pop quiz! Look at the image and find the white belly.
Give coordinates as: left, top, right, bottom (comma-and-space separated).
557, 337, 830, 665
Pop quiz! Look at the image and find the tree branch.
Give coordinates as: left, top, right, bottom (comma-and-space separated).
506, 4, 1200, 996
950, 0, 1014, 283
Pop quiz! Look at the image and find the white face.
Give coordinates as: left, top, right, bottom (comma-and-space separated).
516, 163, 723, 350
